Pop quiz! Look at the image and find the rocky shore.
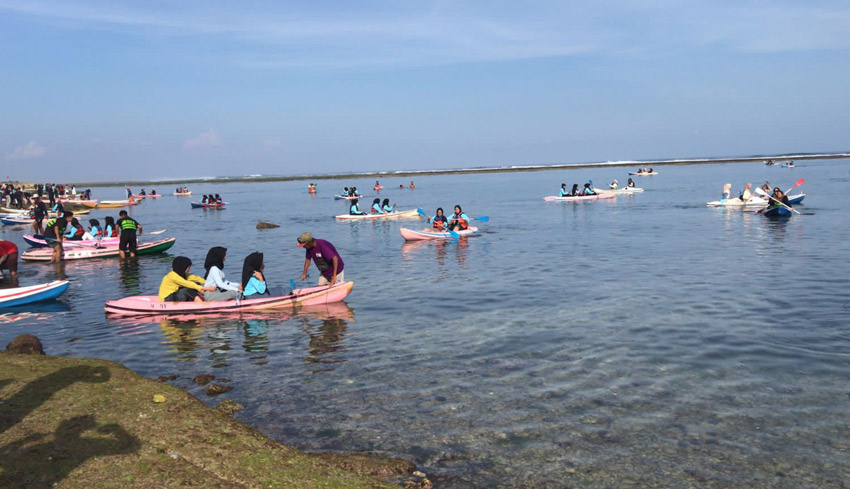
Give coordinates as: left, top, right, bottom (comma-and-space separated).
0, 335, 431, 488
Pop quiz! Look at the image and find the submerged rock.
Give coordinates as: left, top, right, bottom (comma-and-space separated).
6, 334, 44, 355
193, 374, 215, 385
156, 375, 178, 382
204, 384, 233, 396
256, 221, 280, 229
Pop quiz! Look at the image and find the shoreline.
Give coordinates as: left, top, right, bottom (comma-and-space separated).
69, 152, 850, 188
0, 348, 426, 488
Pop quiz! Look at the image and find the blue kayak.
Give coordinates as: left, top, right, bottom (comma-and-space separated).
0, 280, 69, 307
762, 206, 792, 218
787, 193, 805, 205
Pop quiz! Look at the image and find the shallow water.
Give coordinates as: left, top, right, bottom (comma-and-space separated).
2, 161, 850, 488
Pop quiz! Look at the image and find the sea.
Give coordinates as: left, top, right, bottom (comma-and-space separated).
2, 159, 849, 488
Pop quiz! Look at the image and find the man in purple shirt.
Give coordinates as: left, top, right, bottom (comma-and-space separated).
297, 232, 345, 286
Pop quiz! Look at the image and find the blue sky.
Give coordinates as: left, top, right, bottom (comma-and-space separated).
1, 0, 848, 181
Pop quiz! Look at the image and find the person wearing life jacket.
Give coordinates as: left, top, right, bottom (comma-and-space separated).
215, 194, 222, 204
447, 205, 469, 231
627, 178, 635, 188
570, 184, 580, 196
609, 179, 619, 190
374, 180, 381, 190
103, 216, 118, 237
767, 188, 791, 208
409, 181, 415, 189
428, 207, 448, 231
559, 184, 570, 197
43, 211, 73, 263
117, 210, 142, 259
581, 183, 596, 196
201, 195, 208, 204
82, 219, 102, 240
64, 218, 85, 240
371, 198, 383, 214
349, 199, 366, 216
382, 198, 393, 213
342, 187, 349, 196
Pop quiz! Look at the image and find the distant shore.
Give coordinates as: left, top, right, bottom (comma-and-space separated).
69, 152, 850, 188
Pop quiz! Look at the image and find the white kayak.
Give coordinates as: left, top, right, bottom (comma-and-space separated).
400, 226, 479, 241
543, 192, 616, 202
335, 209, 421, 221
592, 187, 644, 194
629, 171, 658, 176
706, 197, 768, 207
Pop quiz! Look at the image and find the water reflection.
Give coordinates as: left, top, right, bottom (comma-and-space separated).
243, 319, 270, 364
296, 303, 355, 373
118, 259, 142, 295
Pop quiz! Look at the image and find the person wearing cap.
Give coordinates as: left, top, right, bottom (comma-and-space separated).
297, 232, 345, 287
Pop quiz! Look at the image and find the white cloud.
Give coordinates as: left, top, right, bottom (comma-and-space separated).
5, 141, 47, 161
183, 129, 221, 150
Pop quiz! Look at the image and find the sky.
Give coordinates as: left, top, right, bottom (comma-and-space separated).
1, 0, 849, 182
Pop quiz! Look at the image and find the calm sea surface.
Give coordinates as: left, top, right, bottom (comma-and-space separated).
2, 161, 849, 488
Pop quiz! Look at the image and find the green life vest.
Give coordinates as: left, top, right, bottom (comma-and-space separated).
119, 218, 137, 231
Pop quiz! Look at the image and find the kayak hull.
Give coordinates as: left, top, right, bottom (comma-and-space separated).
787, 193, 805, 205
23, 234, 120, 248
335, 209, 421, 221
592, 187, 644, 194
334, 195, 360, 200
762, 207, 792, 218
400, 226, 478, 241
21, 238, 176, 261
629, 172, 658, 176
706, 197, 768, 207
191, 202, 226, 208
2, 218, 32, 226
173, 192, 192, 196
104, 281, 353, 315
0, 280, 70, 307
543, 192, 616, 202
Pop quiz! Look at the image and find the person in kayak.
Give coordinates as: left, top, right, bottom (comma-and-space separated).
426, 207, 448, 231
739, 183, 753, 202
371, 198, 383, 214
158, 256, 214, 303
203, 246, 242, 301
447, 205, 469, 231
722, 183, 732, 201
559, 184, 570, 197
82, 219, 102, 240
241, 251, 268, 298
627, 178, 636, 188
139, 189, 146, 196
609, 179, 619, 190
117, 210, 142, 259
382, 198, 394, 213
0, 239, 18, 279
349, 199, 366, 215
297, 232, 345, 286
342, 186, 349, 196
64, 218, 85, 240
760, 182, 771, 195
570, 184, 580, 196
214, 194, 222, 204
43, 211, 73, 263
151, 189, 157, 196
767, 187, 791, 208
581, 183, 596, 196
103, 216, 118, 237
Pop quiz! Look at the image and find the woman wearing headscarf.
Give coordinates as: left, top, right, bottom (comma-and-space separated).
158, 256, 214, 303
203, 246, 242, 301
241, 252, 267, 298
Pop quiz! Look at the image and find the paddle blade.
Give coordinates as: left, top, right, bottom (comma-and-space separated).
449, 230, 460, 240
754, 187, 768, 197
289, 279, 296, 290
416, 208, 428, 217
474, 216, 489, 222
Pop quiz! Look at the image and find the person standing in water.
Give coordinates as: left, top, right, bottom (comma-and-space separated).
117, 210, 142, 259
297, 232, 345, 287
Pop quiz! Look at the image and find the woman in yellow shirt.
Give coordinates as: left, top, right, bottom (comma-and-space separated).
159, 256, 215, 303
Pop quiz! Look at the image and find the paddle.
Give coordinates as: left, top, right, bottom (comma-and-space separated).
784, 178, 805, 195
754, 187, 801, 215
148, 229, 166, 235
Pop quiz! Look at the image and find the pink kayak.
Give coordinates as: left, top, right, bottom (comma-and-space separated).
133, 194, 161, 199
400, 226, 478, 241
104, 281, 354, 315
543, 192, 616, 202
23, 234, 120, 248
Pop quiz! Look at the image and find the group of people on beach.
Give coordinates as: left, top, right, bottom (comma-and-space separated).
159, 232, 345, 303
2, 182, 89, 209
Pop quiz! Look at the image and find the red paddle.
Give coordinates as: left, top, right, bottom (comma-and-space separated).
784, 178, 805, 194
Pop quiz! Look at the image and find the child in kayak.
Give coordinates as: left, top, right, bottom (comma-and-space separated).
570, 184, 580, 196
559, 184, 570, 197
103, 216, 118, 237
203, 246, 242, 301
447, 205, 469, 231
371, 198, 383, 214
64, 218, 85, 240
82, 219, 102, 240
349, 199, 366, 215
382, 199, 394, 213
241, 252, 267, 298
581, 184, 596, 196
158, 256, 215, 303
